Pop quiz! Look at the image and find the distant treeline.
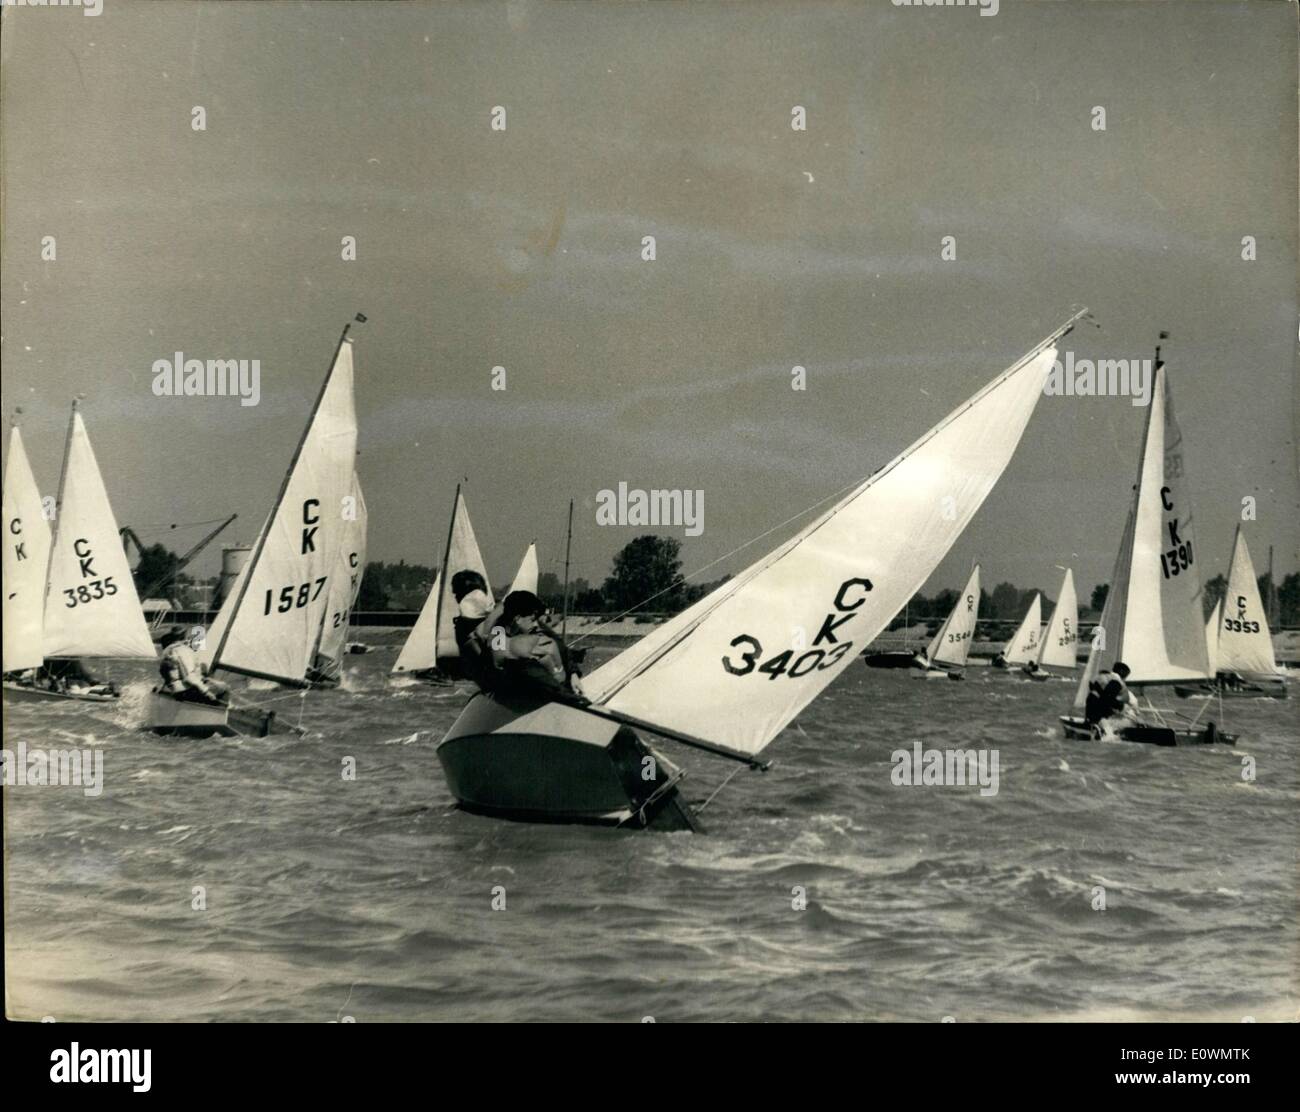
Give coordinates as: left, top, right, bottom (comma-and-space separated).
136, 533, 1300, 629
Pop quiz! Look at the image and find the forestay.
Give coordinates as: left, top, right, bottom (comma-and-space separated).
1084, 364, 1210, 686
1036, 567, 1078, 669
584, 341, 1061, 760
927, 565, 981, 667
210, 336, 358, 683
42, 408, 155, 660
2, 427, 52, 671
1213, 527, 1278, 677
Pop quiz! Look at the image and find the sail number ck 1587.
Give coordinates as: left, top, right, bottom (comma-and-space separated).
263, 577, 327, 615
722, 577, 872, 680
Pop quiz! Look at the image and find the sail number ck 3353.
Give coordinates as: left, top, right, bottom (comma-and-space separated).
722, 578, 871, 680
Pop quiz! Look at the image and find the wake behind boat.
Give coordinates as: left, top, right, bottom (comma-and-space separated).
436, 312, 1087, 828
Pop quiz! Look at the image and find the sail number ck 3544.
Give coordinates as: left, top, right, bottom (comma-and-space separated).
722, 578, 872, 680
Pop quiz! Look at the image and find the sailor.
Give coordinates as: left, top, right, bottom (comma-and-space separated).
37, 657, 119, 697
1086, 661, 1137, 734
991, 652, 1009, 669
478, 589, 587, 705
450, 570, 495, 687
1022, 659, 1041, 678
158, 626, 230, 705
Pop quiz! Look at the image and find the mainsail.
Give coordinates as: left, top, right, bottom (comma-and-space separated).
393, 485, 494, 673
1001, 592, 1042, 665
583, 326, 1071, 762
315, 473, 368, 668
1204, 597, 1223, 674
434, 486, 493, 660
1073, 509, 1133, 711
1081, 363, 1210, 686
42, 406, 155, 660
2, 426, 52, 672
209, 332, 358, 684
1036, 567, 1078, 669
1212, 527, 1278, 677
926, 565, 981, 668
509, 542, 539, 595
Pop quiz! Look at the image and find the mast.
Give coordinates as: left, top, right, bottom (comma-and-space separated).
561, 497, 574, 640
211, 315, 361, 680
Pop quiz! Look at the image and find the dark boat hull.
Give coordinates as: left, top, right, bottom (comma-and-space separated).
1059, 715, 1236, 747
437, 692, 702, 831
2, 681, 118, 705
862, 651, 919, 670
146, 691, 277, 738
1174, 674, 1288, 700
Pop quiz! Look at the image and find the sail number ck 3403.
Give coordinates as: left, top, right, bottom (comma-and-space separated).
722, 578, 871, 680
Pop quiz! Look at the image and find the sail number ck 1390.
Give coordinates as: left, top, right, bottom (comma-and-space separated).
721, 577, 872, 680
1159, 485, 1194, 580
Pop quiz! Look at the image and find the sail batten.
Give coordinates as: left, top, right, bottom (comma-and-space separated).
41, 409, 155, 660
585, 335, 1065, 758
210, 333, 359, 683
2, 427, 52, 672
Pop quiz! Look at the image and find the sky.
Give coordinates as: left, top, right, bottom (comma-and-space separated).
2, 0, 1296, 604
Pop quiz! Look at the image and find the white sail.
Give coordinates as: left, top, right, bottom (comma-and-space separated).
41, 408, 156, 659
1001, 592, 1042, 665
2, 427, 52, 672
1037, 567, 1079, 669
1214, 528, 1278, 677
1088, 364, 1210, 685
211, 336, 358, 684
1204, 596, 1222, 675
315, 473, 368, 667
435, 488, 493, 660
393, 569, 441, 674
926, 565, 981, 667
584, 339, 1061, 760
1073, 510, 1133, 711
508, 542, 539, 595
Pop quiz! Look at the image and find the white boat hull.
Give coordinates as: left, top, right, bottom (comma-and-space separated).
146, 691, 277, 738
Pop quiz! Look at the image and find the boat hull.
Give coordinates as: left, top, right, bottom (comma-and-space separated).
146, 691, 277, 738
2, 681, 118, 705
1058, 715, 1236, 747
1174, 674, 1288, 700
862, 651, 919, 670
436, 692, 702, 831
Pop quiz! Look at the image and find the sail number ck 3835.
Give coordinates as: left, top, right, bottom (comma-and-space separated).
722, 577, 871, 680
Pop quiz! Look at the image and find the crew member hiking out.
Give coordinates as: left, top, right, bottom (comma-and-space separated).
158, 626, 230, 706
470, 588, 587, 705
1085, 660, 1138, 736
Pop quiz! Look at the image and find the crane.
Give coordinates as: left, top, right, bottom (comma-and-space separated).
119, 514, 238, 601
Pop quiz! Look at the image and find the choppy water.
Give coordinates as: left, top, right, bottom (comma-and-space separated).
4, 641, 1296, 1022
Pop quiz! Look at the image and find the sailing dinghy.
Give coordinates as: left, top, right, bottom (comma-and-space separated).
1022, 567, 1079, 680
2, 425, 52, 687
1174, 528, 1287, 699
148, 320, 360, 736
392, 484, 494, 684
1058, 353, 1234, 745
4, 404, 156, 703
912, 565, 980, 680
991, 592, 1040, 672
437, 313, 1084, 829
